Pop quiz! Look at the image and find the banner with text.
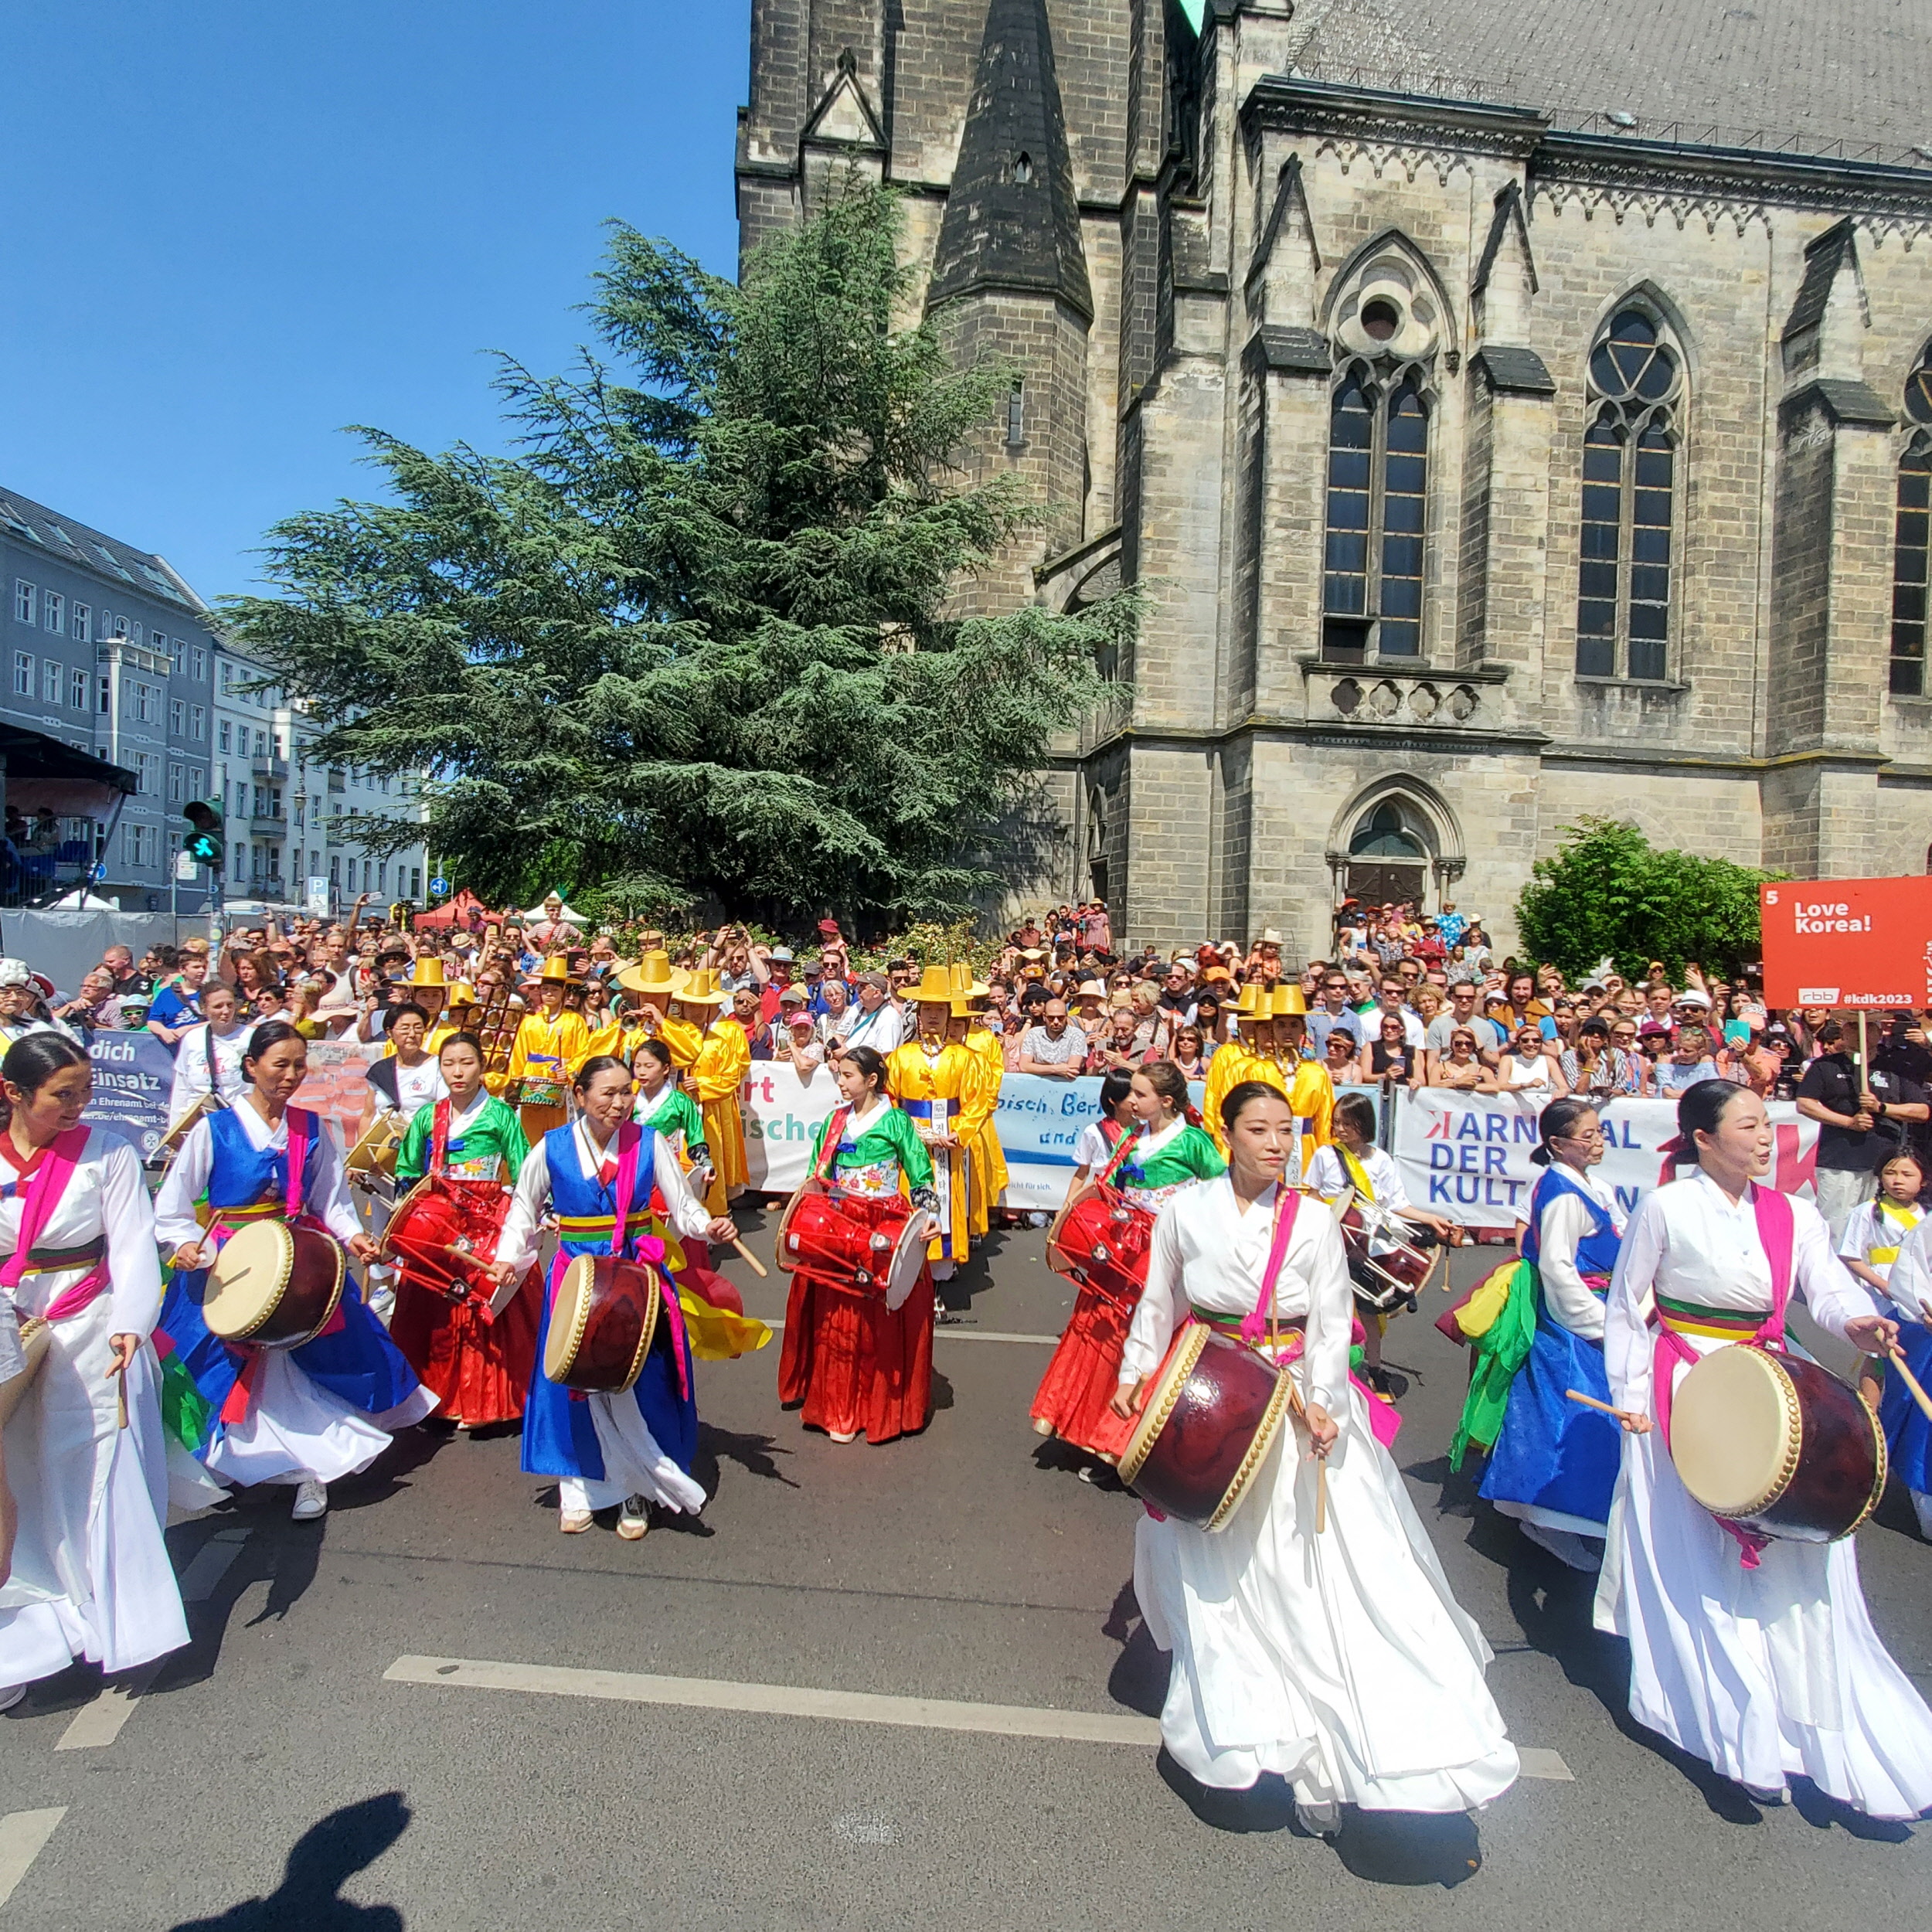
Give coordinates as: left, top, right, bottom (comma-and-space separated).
1393, 1088, 1819, 1228
83, 1029, 179, 1159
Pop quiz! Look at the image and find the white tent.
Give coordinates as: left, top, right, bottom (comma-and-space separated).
519, 894, 587, 925
46, 889, 117, 910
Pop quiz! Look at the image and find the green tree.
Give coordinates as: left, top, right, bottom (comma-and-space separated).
1515, 816, 1779, 983
223, 185, 1129, 924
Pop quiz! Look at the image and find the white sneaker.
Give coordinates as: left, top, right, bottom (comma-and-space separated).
1295, 1799, 1340, 1840
0, 1684, 25, 1713
616, 1495, 650, 1541
291, 1478, 328, 1521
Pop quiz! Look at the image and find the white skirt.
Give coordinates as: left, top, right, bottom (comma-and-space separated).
1594, 1423, 1932, 1817
1134, 1387, 1520, 1811
560, 1394, 706, 1516
0, 1313, 188, 1689
204, 1351, 437, 1489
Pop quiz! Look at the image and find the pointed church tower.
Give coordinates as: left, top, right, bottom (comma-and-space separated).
925, 0, 1094, 606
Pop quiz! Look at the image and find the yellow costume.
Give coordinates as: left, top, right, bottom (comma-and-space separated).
887, 965, 981, 1268
508, 958, 591, 1141
948, 966, 1008, 1236
680, 971, 750, 1208
1202, 981, 1284, 1151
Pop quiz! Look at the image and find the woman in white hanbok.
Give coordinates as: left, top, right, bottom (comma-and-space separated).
0, 1032, 188, 1709
1594, 1078, 1932, 1818
1114, 1079, 1519, 1835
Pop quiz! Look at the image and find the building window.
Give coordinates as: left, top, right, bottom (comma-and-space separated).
13, 651, 32, 696
169, 763, 184, 804
169, 697, 185, 735
218, 719, 231, 753
97, 675, 110, 713
190, 767, 204, 796
13, 581, 34, 626
136, 752, 159, 796
43, 591, 63, 634
129, 621, 142, 646
153, 631, 167, 658
1006, 379, 1025, 450
1576, 305, 1682, 681
378, 862, 388, 895
1321, 366, 1430, 660
330, 853, 341, 887
70, 603, 90, 644
362, 859, 372, 893
410, 866, 421, 899
1888, 350, 1932, 696
71, 668, 89, 710
190, 704, 205, 740
42, 658, 61, 705
130, 681, 156, 723
191, 645, 206, 681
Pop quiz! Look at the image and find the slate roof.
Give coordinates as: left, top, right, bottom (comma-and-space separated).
0, 486, 204, 612
927, 0, 1093, 318
1273, 0, 1932, 167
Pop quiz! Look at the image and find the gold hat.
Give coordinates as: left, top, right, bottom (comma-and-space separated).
409, 957, 447, 989
912, 964, 957, 1005
1236, 980, 1272, 1019
948, 996, 975, 1019
536, 955, 574, 985
675, 966, 729, 1008
617, 949, 679, 995
1271, 982, 1308, 1019
448, 981, 478, 1008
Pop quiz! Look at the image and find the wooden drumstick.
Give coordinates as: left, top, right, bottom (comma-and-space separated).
1886, 1346, 1932, 1425
730, 1236, 770, 1280
1566, 1386, 1648, 1430
1315, 1456, 1328, 1535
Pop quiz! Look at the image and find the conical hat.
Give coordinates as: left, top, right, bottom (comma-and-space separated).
948, 997, 975, 1019
410, 957, 446, 989
1236, 980, 1271, 1019
1271, 982, 1308, 1018
912, 964, 956, 1004
617, 949, 679, 995
675, 967, 728, 1008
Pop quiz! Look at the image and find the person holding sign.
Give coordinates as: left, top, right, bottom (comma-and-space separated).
1594, 1079, 1932, 1818
1111, 1082, 1518, 1835
1850, 1152, 1932, 1539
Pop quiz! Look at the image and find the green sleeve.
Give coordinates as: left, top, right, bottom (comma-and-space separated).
1184, 1125, 1227, 1180
394, 1104, 435, 1182
494, 1097, 531, 1183
679, 1090, 709, 1165
889, 1106, 935, 1190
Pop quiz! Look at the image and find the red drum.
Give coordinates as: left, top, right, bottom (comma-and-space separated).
1046, 1187, 1154, 1309
1117, 1325, 1294, 1532
544, 1254, 662, 1394
1669, 1343, 1886, 1543
383, 1177, 519, 1303
780, 1189, 929, 1303
1335, 1195, 1439, 1310
203, 1222, 347, 1349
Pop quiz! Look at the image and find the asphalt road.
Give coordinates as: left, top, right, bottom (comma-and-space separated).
3, 1216, 1928, 1930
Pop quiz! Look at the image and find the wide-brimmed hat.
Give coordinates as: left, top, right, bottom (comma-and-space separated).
949, 960, 990, 1001
1074, 979, 1107, 1000
532, 956, 575, 986
447, 981, 478, 1008
1272, 983, 1308, 1019
1236, 980, 1272, 1019
911, 964, 957, 1005
617, 949, 681, 995
675, 967, 729, 1009
410, 957, 446, 989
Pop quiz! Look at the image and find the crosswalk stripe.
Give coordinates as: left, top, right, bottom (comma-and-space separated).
0, 1810, 66, 1908
54, 1665, 160, 1751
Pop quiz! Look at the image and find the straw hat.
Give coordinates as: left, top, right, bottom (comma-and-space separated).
617, 949, 680, 996
1271, 982, 1308, 1019
675, 966, 729, 1009
409, 957, 447, 989
911, 964, 957, 1005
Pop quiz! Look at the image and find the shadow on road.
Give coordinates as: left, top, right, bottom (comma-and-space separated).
693, 1419, 800, 1490
170, 1792, 409, 1930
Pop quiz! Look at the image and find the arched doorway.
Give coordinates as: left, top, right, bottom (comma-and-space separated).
1345, 800, 1428, 908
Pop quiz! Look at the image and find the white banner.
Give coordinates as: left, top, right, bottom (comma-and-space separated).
1393, 1088, 1821, 1228
740, 1060, 842, 1193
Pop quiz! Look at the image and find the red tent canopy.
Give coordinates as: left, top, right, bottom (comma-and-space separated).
412, 887, 486, 931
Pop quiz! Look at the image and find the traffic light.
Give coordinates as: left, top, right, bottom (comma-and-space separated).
182, 800, 224, 872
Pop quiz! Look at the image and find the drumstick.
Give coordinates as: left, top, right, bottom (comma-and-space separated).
1566, 1387, 1648, 1430
1315, 1457, 1328, 1535
730, 1236, 770, 1280
1886, 1346, 1932, 1425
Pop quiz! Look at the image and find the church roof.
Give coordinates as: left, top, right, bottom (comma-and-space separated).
926, 0, 1092, 319
1274, 0, 1932, 168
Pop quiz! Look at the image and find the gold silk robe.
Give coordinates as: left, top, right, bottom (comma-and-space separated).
886, 1039, 978, 1265
689, 1016, 752, 1206
508, 1007, 592, 1141
960, 1025, 1009, 1236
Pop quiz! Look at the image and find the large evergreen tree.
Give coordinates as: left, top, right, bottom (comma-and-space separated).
225, 186, 1128, 923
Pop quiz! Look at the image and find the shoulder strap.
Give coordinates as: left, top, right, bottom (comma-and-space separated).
283, 1107, 314, 1219
1239, 1186, 1303, 1347
1338, 1145, 1375, 1202
0, 1125, 90, 1289
814, 1105, 854, 1182
1750, 1182, 1795, 1347
1096, 1125, 1139, 1188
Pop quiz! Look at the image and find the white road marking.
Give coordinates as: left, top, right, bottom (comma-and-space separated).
387, 1655, 1580, 1780
388, 1654, 1161, 1746
54, 1665, 160, 1751
758, 1319, 1057, 1345
178, 1526, 249, 1603
0, 1809, 65, 1908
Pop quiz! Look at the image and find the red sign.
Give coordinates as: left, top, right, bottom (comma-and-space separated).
1759, 876, 1932, 1010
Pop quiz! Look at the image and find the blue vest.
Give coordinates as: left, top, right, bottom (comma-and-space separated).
543, 1122, 658, 1258
1523, 1166, 1621, 1278
207, 1104, 324, 1215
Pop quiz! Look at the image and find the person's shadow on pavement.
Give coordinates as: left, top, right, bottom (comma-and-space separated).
171, 1792, 408, 1930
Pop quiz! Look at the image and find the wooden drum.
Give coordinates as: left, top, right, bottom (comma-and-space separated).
1046, 1188, 1153, 1308
1669, 1342, 1886, 1543
1117, 1325, 1293, 1532
203, 1222, 347, 1349
543, 1254, 661, 1394
383, 1177, 517, 1304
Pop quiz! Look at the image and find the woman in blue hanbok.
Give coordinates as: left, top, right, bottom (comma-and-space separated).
155, 1022, 434, 1522
492, 1054, 739, 1540
1478, 1097, 1625, 1570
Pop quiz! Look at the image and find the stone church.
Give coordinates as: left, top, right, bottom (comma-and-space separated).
737, 0, 1932, 953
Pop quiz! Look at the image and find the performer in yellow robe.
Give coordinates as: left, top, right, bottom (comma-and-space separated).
425, 978, 480, 1057
682, 968, 750, 1208
1202, 980, 1286, 1153
586, 949, 695, 1067
946, 966, 1007, 1237
887, 965, 981, 1278
508, 955, 592, 1142
1271, 981, 1335, 1183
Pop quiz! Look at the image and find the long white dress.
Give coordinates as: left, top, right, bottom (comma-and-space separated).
1593, 1170, 1932, 1816
1121, 1176, 1520, 1815
154, 1107, 436, 1487
0, 1127, 189, 1691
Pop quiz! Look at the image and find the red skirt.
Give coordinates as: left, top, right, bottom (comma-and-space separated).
777, 1264, 934, 1443
388, 1273, 539, 1427
1030, 1281, 1137, 1461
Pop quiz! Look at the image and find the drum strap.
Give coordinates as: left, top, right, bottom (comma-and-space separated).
813, 1107, 855, 1185
1095, 1128, 1138, 1191
607, 1123, 689, 1403
1651, 1183, 1794, 1570
0, 1127, 109, 1321
430, 1100, 451, 1178
1238, 1187, 1302, 1349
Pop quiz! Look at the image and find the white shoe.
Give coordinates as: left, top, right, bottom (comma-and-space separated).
616, 1496, 650, 1541
1295, 1799, 1340, 1840
0, 1684, 25, 1713
291, 1478, 328, 1521
559, 1509, 594, 1534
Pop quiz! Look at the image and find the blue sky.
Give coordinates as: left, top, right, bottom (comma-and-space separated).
2, 2, 750, 602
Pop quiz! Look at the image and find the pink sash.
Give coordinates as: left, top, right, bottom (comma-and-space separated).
1652, 1182, 1792, 1568
0, 1127, 110, 1321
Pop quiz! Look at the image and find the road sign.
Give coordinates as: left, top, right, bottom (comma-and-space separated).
305, 876, 331, 917
430, 876, 449, 896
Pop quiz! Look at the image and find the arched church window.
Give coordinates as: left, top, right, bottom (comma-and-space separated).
1889, 348, 1932, 696
1323, 366, 1430, 660
1349, 801, 1427, 857
1576, 306, 1682, 682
